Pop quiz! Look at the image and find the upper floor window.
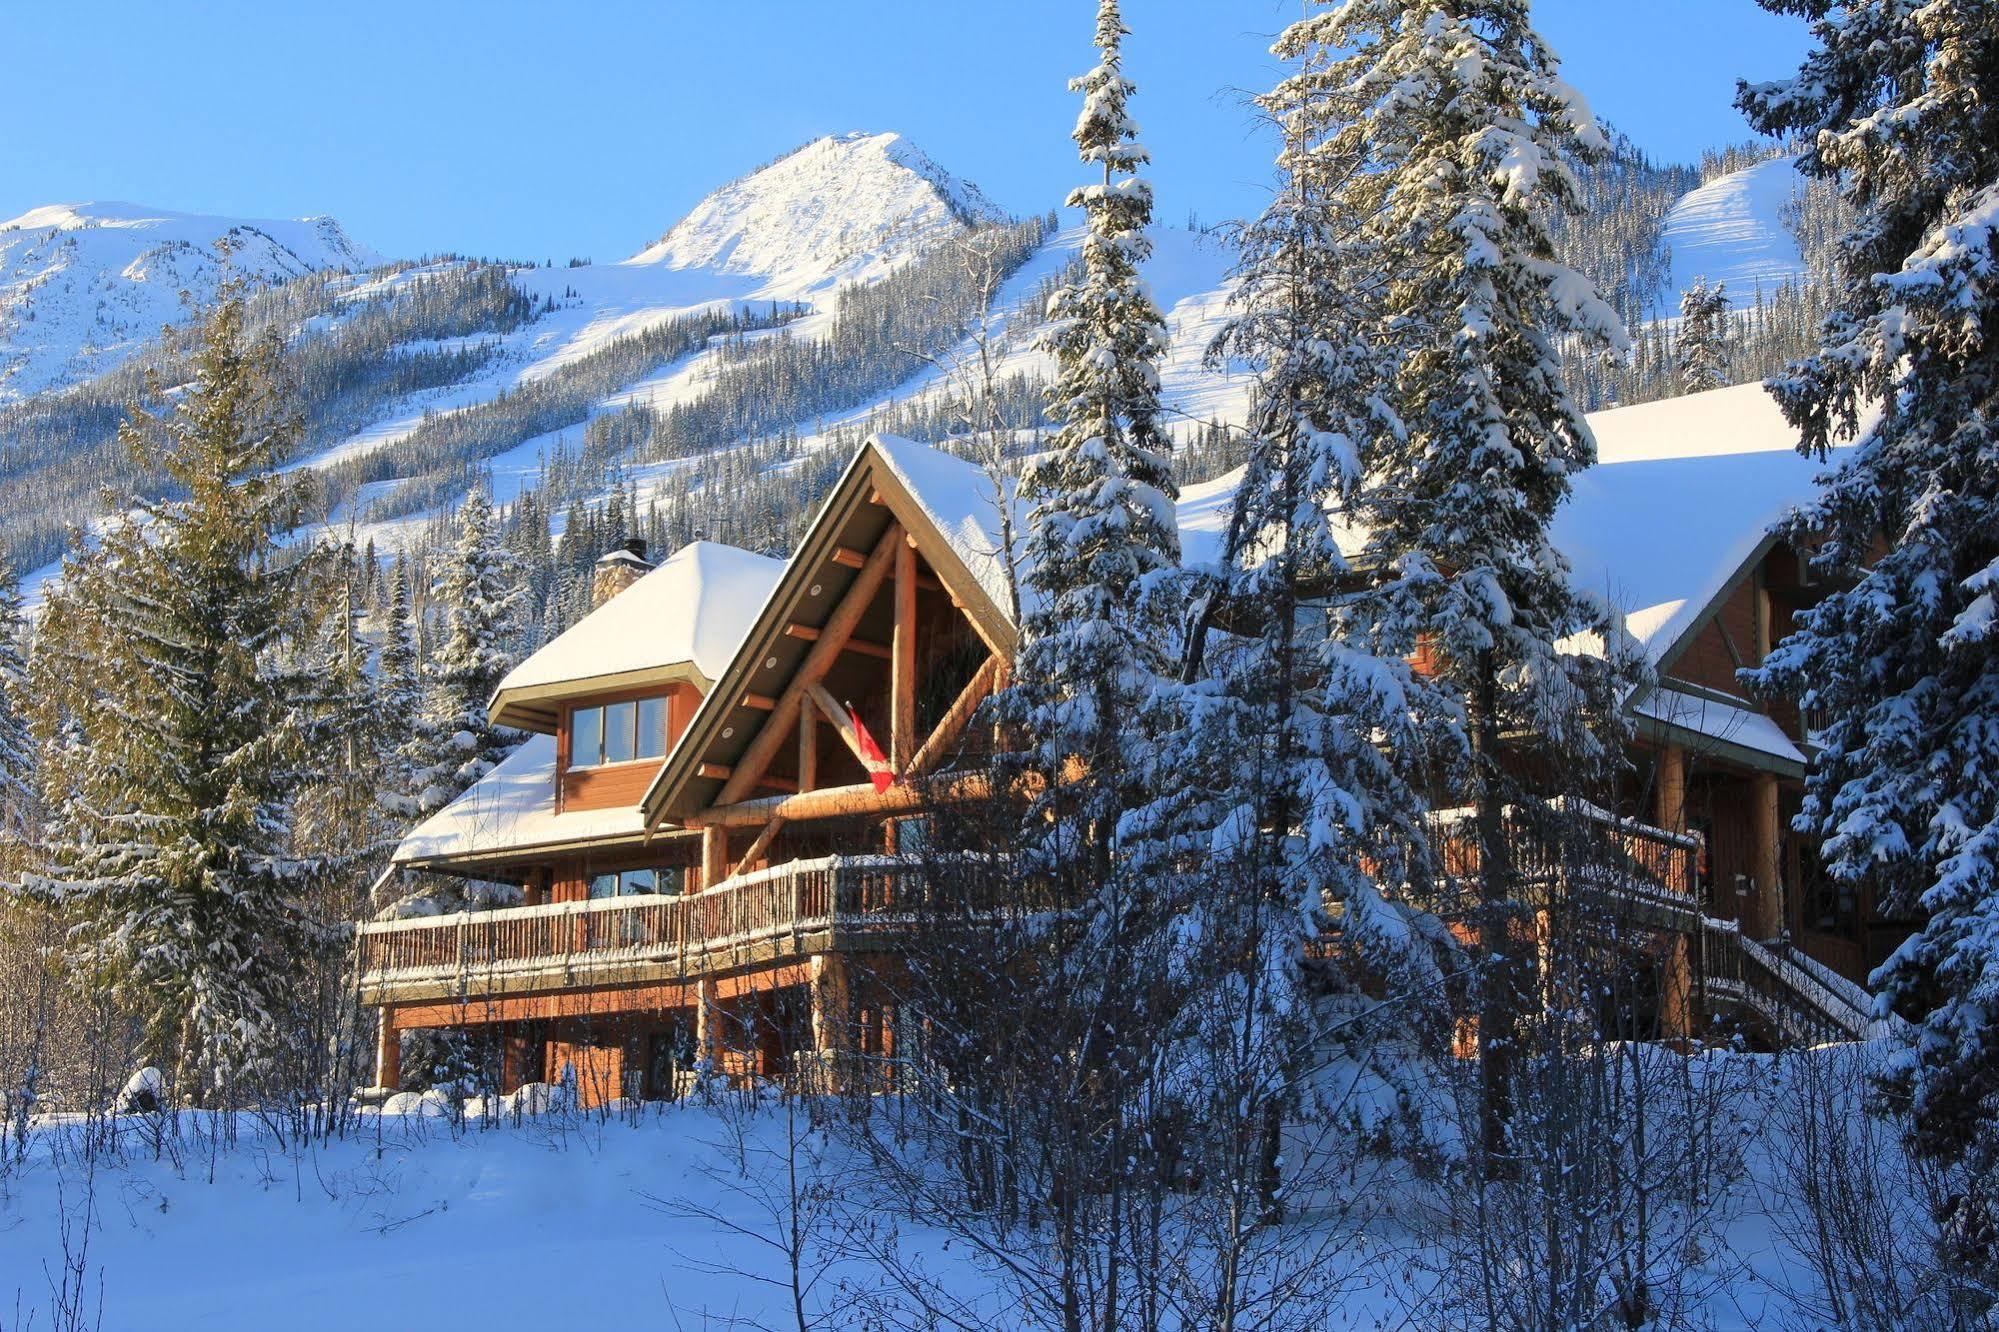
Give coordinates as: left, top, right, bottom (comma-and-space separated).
570, 695, 668, 767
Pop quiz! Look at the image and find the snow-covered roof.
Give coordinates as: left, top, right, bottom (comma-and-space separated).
869, 434, 1026, 617
392, 735, 652, 865
1633, 685, 1807, 772
875, 386, 1832, 674
1556, 381, 1842, 665
488, 541, 784, 730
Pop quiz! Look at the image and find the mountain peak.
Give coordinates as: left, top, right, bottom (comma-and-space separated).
0, 202, 379, 401
628, 131, 1006, 288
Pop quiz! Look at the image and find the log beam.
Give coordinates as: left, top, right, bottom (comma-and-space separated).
798, 695, 817, 791
892, 542, 918, 769
732, 815, 787, 879
691, 770, 997, 829
715, 524, 902, 806
808, 683, 871, 768
702, 825, 729, 891
907, 655, 1001, 781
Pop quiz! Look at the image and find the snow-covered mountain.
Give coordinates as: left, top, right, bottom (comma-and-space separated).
0, 201, 379, 400
2, 130, 1835, 602
628, 132, 1007, 289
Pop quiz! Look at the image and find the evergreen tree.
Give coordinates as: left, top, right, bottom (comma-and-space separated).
0, 562, 34, 855
25, 292, 324, 1096
1676, 276, 1732, 392
1739, 1, 1999, 1182
982, 5, 1183, 1315
1283, 0, 1639, 1164
1137, 22, 1456, 1238
1006, 0, 1179, 885
406, 488, 524, 818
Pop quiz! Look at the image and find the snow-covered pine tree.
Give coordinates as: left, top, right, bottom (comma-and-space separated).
1006, 0, 1178, 886
1676, 276, 1732, 393
1738, 2, 1999, 1176
25, 291, 325, 1098
378, 559, 421, 761
1282, 0, 1639, 1166
979, 4, 1182, 1316
1136, 21, 1454, 1253
406, 488, 524, 819
0, 562, 33, 853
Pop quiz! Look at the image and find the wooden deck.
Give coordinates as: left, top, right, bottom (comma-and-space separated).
357, 855, 941, 1005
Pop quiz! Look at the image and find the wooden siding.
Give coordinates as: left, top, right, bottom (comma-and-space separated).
560, 759, 663, 813
1669, 576, 1762, 700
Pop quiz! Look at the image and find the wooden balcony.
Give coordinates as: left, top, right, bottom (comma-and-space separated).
1424, 797, 1702, 929
357, 855, 939, 1005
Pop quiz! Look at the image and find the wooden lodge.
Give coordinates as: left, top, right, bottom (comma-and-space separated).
358, 384, 1908, 1103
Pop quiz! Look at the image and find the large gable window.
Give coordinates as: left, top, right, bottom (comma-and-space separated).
570, 695, 669, 768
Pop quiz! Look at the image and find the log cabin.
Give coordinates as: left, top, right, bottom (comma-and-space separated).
357, 382, 1906, 1103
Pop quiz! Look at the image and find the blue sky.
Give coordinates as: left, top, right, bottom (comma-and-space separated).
4, 2, 1809, 263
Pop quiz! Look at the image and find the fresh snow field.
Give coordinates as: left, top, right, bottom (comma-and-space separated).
0, 1047, 1918, 1330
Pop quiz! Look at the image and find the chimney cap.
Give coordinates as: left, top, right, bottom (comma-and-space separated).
596, 537, 651, 569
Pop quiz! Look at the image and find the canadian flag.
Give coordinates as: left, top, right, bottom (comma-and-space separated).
849, 703, 897, 793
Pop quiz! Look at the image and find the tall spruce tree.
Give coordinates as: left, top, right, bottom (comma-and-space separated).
1738, 2, 1999, 1178
1127, 20, 1458, 1249
27, 292, 324, 1096
1283, 0, 1639, 1164
1677, 276, 1732, 393
987, 3, 1181, 1318
406, 488, 523, 818
1008, 0, 1178, 881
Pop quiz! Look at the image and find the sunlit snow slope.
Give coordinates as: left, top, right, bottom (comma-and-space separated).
1660, 156, 1810, 312
629, 131, 1006, 290
0, 202, 378, 400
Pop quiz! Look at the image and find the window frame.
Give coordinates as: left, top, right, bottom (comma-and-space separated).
566, 691, 674, 770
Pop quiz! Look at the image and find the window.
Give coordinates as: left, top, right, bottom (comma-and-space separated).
587, 867, 684, 898
603, 700, 635, 763
570, 695, 671, 767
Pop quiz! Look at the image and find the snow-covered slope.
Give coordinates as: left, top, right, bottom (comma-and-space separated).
0, 201, 378, 400
628, 132, 1006, 290
1660, 156, 1811, 311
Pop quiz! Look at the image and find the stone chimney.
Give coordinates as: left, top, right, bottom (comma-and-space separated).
591, 538, 652, 607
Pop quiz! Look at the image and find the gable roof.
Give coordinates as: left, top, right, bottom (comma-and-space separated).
639, 436, 1017, 826
488, 541, 785, 731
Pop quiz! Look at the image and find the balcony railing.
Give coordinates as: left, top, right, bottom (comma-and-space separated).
357, 854, 937, 1003
1424, 797, 1701, 915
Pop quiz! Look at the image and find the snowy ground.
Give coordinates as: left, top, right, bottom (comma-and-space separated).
0, 1045, 1919, 1331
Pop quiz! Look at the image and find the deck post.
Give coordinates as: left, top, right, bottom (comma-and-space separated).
694, 977, 721, 1069
1659, 933, 1694, 1040
1655, 743, 1687, 835
1749, 772, 1783, 942
374, 1007, 401, 1092
810, 953, 854, 1092
702, 825, 729, 891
